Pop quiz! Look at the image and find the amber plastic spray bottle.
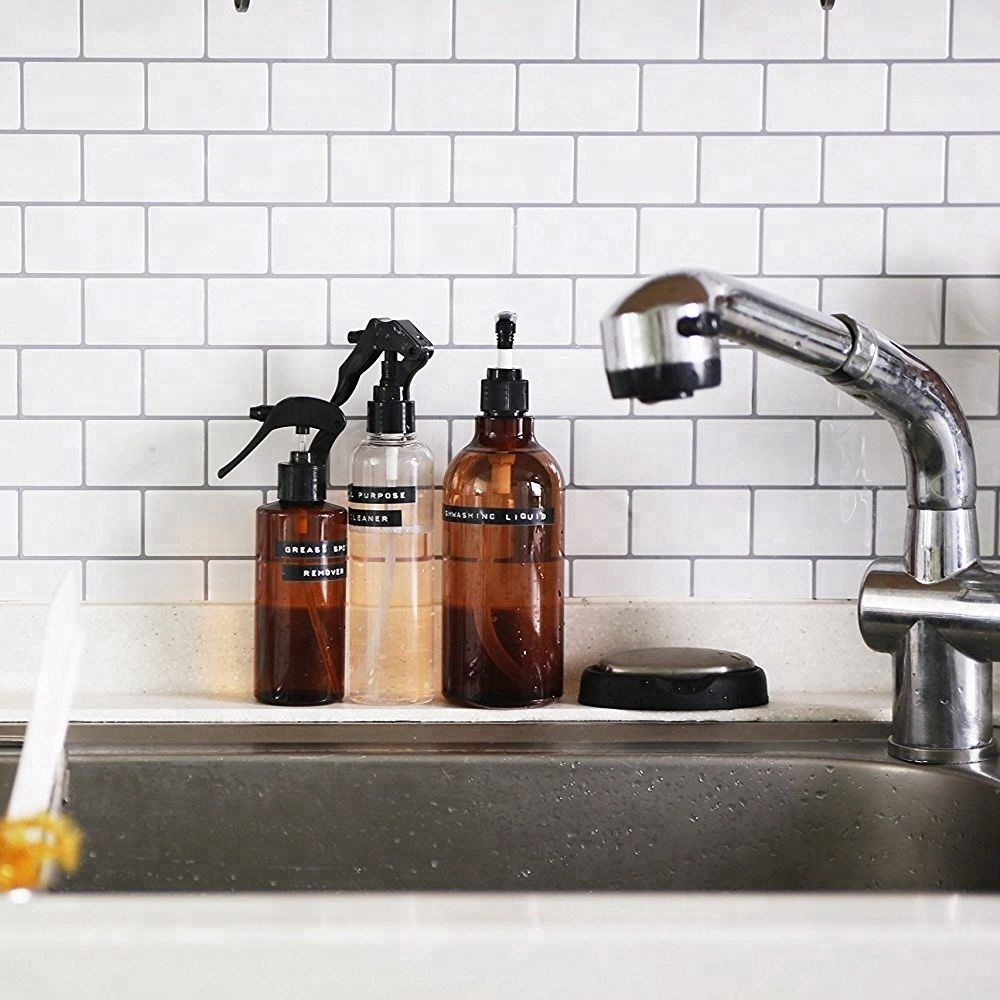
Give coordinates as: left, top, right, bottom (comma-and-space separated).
218, 396, 349, 706
441, 312, 565, 708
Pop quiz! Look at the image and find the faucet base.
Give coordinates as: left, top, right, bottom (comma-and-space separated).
887, 738, 997, 765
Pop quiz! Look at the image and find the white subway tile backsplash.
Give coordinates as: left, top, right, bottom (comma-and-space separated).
21, 349, 140, 417
267, 348, 361, 409
887, 208, 1000, 275
767, 64, 888, 132
396, 65, 515, 133
331, 0, 452, 58
23, 490, 140, 556
579, 0, 699, 60
271, 64, 391, 133
396, 208, 513, 276
145, 348, 262, 418
948, 136, 1000, 203
814, 561, 868, 601
918, 348, 1000, 417
0, 352, 15, 416
953, 1, 1000, 58
641, 208, 759, 276
827, 0, 949, 59
519, 208, 635, 276
822, 278, 943, 347
0, 63, 19, 129
0, 1, 79, 56
0, 135, 80, 202
972, 422, 1000, 486
697, 419, 816, 486
209, 418, 297, 487
756, 353, 870, 418
636, 347, 755, 417
452, 279, 573, 345
519, 349, 628, 417
208, 135, 328, 203
565, 490, 629, 556
634, 489, 750, 556
273, 207, 390, 275
456, 0, 577, 59
208, 0, 328, 58
763, 208, 883, 276
87, 560, 205, 603
332, 136, 451, 204
145, 490, 258, 556
330, 279, 451, 343
24, 62, 143, 130
704, 0, 823, 60
85, 135, 204, 204
0, 209, 20, 273
149, 63, 268, 132
0, 561, 82, 602
755, 490, 873, 556
574, 278, 641, 345
701, 137, 820, 205
209, 279, 327, 346
519, 65, 639, 133
578, 137, 696, 205
0, 279, 81, 345
149, 207, 268, 274
86, 278, 204, 346
572, 558, 691, 599
945, 279, 1000, 346
85, 0, 204, 58
892, 64, 1000, 131
0, 492, 16, 555
824, 136, 945, 205
694, 560, 813, 600
574, 419, 693, 486
25, 207, 145, 274
818, 419, 905, 487
454, 136, 573, 205
643, 65, 763, 133
0, 420, 81, 486
86, 420, 205, 487
207, 559, 254, 602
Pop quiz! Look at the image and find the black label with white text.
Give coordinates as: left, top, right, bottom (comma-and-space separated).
281, 563, 347, 582
442, 505, 556, 525
348, 485, 417, 504
349, 508, 404, 527
274, 540, 347, 559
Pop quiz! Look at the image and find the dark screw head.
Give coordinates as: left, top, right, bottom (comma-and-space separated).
821, 0, 835, 9
235, 0, 250, 11
676, 312, 721, 338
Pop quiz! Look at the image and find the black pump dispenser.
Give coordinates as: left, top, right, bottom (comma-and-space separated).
481, 311, 529, 417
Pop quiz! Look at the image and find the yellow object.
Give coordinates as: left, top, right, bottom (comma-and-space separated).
0, 812, 82, 892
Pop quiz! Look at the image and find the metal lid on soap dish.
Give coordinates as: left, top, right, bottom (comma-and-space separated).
578, 647, 768, 711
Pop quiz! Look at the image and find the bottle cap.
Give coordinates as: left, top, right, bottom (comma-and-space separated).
481, 312, 529, 416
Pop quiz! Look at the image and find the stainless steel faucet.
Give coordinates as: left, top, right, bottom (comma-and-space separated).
601, 269, 998, 765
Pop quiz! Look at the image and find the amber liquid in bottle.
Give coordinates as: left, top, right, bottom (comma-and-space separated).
255, 501, 348, 705
442, 416, 564, 708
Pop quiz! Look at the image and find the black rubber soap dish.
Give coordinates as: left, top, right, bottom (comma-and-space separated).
578, 647, 768, 711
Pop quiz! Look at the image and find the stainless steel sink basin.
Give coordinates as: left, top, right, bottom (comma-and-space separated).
3, 721, 1000, 893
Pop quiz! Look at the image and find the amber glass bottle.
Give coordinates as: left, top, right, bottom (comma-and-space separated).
441, 313, 565, 707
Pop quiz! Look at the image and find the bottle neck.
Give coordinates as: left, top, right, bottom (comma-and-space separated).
475, 415, 534, 448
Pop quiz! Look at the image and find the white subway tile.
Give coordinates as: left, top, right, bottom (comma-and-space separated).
825, 136, 944, 205
634, 489, 750, 556
918, 348, 999, 417
332, 136, 451, 203
764, 208, 883, 276
267, 348, 363, 411
530, 348, 631, 417
573, 558, 690, 599
579, 0, 699, 59
85, 135, 204, 203
396, 208, 513, 276
948, 136, 1000, 203
756, 353, 870, 418
25, 207, 144, 274
520, 64, 638, 133
454, 136, 573, 205
0, 63, 19, 128
24, 62, 143, 130
22, 349, 140, 417
953, 0, 1000, 58
149, 207, 268, 275
575, 419, 692, 486
0, 561, 82, 602
822, 278, 943, 347
887, 208, 1000, 276
641, 208, 759, 276
704, 0, 822, 59
208, 0, 327, 58
145, 348, 263, 417
637, 347, 754, 417
972, 422, 1000, 486
209, 279, 327, 346
272, 208, 391, 275
945, 280, 1000, 346
331, 0, 452, 58
209, 135, 328, 203
565, 490, 629, 556
575, 278, 642, 345
755, 489, 873, 556
396, 65, 515, 132
892, 64, 1000, 131
452, 279, 572, 346
457, 0, 576, 59
701, 137, 820, 205
0, 491, 16, 555
0, 208, 21, 273
827, 0, 949, 59
85, 0, 204, 57
767, 64, 887, 132
0, 279, 81, 345
0, 420, 81, 486
694, 559, 813, 600
697, 419, 815, 486
209, 418, 292, 487
0, 352, 14, 416
578, 136, 696, 205
876, 488, 997, 558
86, 420, 205, 486
643, 65, 762, 133
0, 135, 80, 202
23, 490, 140, 556
815, 561, 868, 601
818, 420, 905, 487
272, 64, 391, 132
0, 1, 80, 56
146, 490, 258, 556
87, 560, 205, 602
149, 63, 268, 131
86, 278, 204, 346
208, 559, 254, 602
518, 208, 635, 276
330, 279, 451, 344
